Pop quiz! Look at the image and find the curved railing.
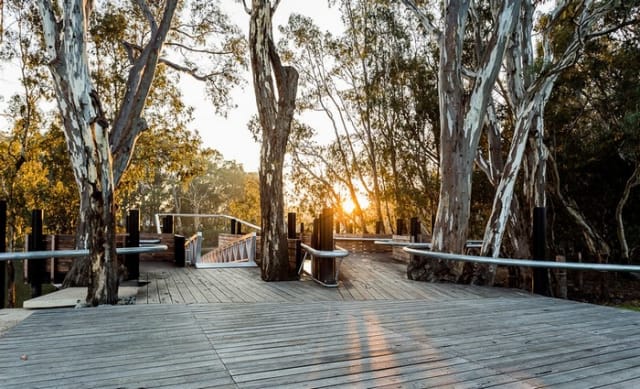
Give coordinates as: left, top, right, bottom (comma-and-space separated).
154, 213, 261, 234
298, 243, 350, 287
403, 247, 640, 273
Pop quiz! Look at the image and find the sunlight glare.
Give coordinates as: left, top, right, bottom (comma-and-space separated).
343, 198, 356, 214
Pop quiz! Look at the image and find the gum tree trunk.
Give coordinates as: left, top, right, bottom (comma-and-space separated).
248, 0, 299, 281
403, 0, 521, 282
615, 163, 639, 262
477, 0, 624, 285
39, 0, 177, 304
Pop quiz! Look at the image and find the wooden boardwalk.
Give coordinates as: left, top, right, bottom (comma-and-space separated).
1, 253, 640, 388
136, 253, 525, 304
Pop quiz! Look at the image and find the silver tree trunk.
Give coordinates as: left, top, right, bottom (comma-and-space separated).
249, 0, 299, 280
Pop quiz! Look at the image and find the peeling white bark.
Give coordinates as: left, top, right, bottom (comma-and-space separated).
250, 0, 299, 281
479, 0, 620, 273
616, 163, 640, 261
39, 0, 178, 302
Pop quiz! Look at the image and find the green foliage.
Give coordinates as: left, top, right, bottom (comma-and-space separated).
546, 22, 640, 260
281, 0, 440, 232
0, 0, 249, 242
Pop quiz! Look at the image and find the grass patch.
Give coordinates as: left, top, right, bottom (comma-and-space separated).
616, 301, 640, 312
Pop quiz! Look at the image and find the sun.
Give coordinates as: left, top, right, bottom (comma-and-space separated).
342, 198, 356, 214
341, 195, 369, 214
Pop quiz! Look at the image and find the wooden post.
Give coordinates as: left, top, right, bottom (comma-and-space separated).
410, 217, 420, 242
311, 217, 320, 277
375, 221, 383, 234
230, 219, 237, 234
317, 208, 335, 284
287, 237, 301, 280
0, 200, 6, 308
311, 218, 319, 249
335, 221, 340, 234
299, 222, 304, 240
396, 218, 405, 235
125, 209, 140, 280
237, 222, 242, 235
532, 207, 550, 296
29, 209, 47, 297
287, 212, 296, 239
174, 235, 185, 267
161, 215, 174, 234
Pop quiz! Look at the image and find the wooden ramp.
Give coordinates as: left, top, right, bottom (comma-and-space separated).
2, 297, 640, 388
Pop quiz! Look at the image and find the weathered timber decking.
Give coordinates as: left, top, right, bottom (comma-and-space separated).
136, 253, 526, 304
2, 253, 640, 388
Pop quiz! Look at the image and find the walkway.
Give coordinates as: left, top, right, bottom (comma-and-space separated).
136, 253, 525, 304
1, 253, 639, 388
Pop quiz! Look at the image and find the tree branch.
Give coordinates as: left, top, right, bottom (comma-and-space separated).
111, 0, 178, 184
165, 41, 235, 56
400, 0, 442, 42
135, 0, 158, 34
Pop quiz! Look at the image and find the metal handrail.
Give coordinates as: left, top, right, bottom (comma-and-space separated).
154, 213, 261, 234
403, 248, 640, 273
0, 245, 168, 262
375, 240, 483, 249
334, 236, 389, 242
300, 243, 349, 258
374, 240, 432, 248
298, 243, 350, 288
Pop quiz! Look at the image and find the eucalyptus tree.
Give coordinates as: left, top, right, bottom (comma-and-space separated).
282, 1, 440, 234
244, 0, 299, 281
475, 1, 639, 285
36, 0, 246, 302
402, 0, 638, 285
401, 0, 521, 282
37, 0, 179, 304
546, 24, 640, 264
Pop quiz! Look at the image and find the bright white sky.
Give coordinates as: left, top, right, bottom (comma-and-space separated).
182, 2, 342, 172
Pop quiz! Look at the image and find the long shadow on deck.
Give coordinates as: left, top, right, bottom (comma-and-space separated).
2, 296, 640, 388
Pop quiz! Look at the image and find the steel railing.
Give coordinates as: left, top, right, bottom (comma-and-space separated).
0, 245, 168, 262
403, 247, 640, 273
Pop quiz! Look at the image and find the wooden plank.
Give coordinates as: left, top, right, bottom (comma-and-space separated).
3, 258, 640, 389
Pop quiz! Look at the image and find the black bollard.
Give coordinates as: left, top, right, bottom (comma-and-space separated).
29, 210, 46, 297
532, 207, 550, 295
410, 217, 420, 242
174, 235, 185, 267
396, 218, 405, 235
125, 209, 140, 280
230, 219, 237, 235
317, 208, 335, 284
287, 212, 296, 239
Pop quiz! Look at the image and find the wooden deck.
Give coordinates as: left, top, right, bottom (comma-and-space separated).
136, 253, 526, 304
2, 253, 640, 388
